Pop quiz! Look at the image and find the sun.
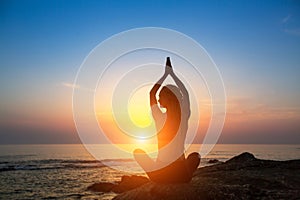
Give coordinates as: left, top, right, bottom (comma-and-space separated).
128, 85, 152, 128
136, 135, 148, 143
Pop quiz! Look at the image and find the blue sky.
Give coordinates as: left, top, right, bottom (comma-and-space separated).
0, 0, 300, 144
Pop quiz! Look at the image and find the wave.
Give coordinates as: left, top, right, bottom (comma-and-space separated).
0, 156, 229, 172
0, 158, 135, 172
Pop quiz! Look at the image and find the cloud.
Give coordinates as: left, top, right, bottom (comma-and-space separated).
281, 14, 291, 24
280, 14, 300, 37
61, 82, 94, 92
284, 28, 300, 36
226, 97, 300, 121
62, 82, 81, 89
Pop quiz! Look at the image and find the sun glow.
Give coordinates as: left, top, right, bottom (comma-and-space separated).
136, 136, 147, 143
128, 86, 152, 128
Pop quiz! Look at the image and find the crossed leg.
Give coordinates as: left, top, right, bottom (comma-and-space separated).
134, 149, 201, 183
133, 149, 157, 172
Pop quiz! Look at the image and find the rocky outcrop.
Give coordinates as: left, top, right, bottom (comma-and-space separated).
113, 152, 300, 200
207, 159, 222, 164
87, 152, 300, 199
87, 175, 149, 193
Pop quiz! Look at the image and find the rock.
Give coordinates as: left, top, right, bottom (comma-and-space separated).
207, 159, 220, 164
87, 182, 116, 192
87, 175, 149, 193
113, 175, 149, 193
113, 152, 300, 200
226, 152, 256, 163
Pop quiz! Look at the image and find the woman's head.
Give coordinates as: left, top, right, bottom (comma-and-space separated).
159, 84, 182, 110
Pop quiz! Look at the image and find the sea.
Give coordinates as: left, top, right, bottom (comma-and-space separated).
0, 144, 299, 200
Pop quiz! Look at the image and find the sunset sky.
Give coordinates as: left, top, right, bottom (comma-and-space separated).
1, 1, 300, 144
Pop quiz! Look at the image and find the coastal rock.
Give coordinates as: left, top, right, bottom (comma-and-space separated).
113, 175, 149, 193
207, 159, 221, 164
87, 182, 116, 192
87, 175, 149, 193
113, 152, 300, 200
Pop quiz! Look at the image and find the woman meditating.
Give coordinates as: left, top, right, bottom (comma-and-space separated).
134, 57, 200, 183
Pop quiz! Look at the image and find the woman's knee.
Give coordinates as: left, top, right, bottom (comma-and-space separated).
133, 149, 148, 162
187, 152, 201, 160
133, 148, 146, 156
187, 152, 201, 167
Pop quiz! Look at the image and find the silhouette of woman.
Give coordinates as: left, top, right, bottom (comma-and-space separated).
134, 57, 200, 183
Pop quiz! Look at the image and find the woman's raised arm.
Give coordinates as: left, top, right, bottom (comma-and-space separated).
150, 73, 167, 106
168, 59, 191, 117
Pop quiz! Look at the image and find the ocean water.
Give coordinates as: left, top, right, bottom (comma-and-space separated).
0, 144, 299, 199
